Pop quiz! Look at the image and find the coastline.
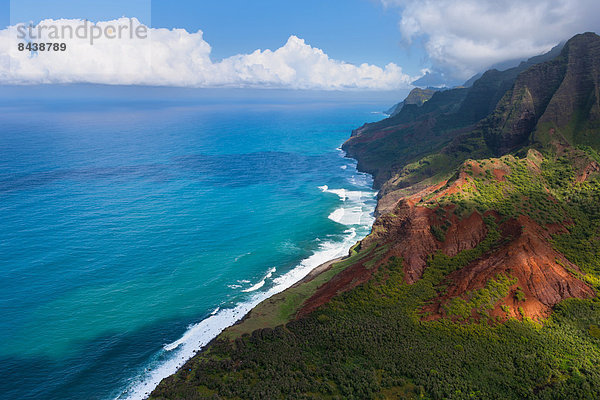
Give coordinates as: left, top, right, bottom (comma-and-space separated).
145, 247, 368, 400
219, 255, 347, 340
120, 148, 377, 400
131, 33, 600, 399
126, 238, 369, 400
141, 238, 370, 400
206, 157, 377, 341
292, 256, 343, 288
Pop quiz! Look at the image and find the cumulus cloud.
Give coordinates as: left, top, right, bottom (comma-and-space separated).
382, 0, 600, 80
0, 18, 415, 90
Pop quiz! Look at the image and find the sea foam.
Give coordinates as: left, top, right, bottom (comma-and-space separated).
319, 185, 375, 227
242, 267, 276, 292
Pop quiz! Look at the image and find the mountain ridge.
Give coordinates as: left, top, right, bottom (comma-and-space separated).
343, 39, 572, 191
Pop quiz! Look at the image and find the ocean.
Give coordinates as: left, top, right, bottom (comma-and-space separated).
0, 87, 391, 399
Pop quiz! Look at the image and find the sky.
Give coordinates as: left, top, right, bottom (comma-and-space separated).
0, 0, 599, 90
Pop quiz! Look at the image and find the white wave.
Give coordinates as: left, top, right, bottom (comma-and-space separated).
328, 208, 346, 223
241, 267, 276, 293
210, 307, 220, 316
227, 284, 242, 289
234, 252, 251, 262
347, 174, 372, 189
340, 165, 347, 170
242, 280, 265, 293
320, 184, 376, 226
328, 206, 369, 226
320, 186, 372, 202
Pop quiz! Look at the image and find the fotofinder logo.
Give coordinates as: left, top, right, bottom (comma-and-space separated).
16, 18, 149, 45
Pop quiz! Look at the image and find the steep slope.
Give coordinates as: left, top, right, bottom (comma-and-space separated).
369, 33, 600, 215
343, 42, 565, 189
535, 33, 600, 148
336, 32, 600, 324
478, 33, 599, 155
346, 87, 470, 188
300, 151, 597, 323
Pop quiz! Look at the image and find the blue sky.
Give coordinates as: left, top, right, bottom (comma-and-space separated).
2, 0, 427, 74
150, 0, 427, 69
1, 0, 599, 89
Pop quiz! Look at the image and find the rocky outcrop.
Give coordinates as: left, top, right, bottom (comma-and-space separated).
299, 146, 596, 322
424, 216, 594, 322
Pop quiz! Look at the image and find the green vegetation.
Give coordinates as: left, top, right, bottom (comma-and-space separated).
152, 241, 600, 400
444, 274, 518, 321
430, 224, 447, 242
548, 154, 600, 280
427, 146, 600, 294
426, 215, 501, 282
426, 153, 564, 226
514, 287, 526, 302
341, 39, 564, 190
385, 134, 493, 198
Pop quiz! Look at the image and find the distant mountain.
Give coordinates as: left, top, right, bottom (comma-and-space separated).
462, 72, 482, 88
343, 39, 571, 190
385, 87, 438, 117
471, 33, 599, 156
411, 70, 456, 87
463, 42, 566, 88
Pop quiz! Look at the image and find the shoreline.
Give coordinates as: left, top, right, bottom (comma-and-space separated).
126, 251, 361, 400
124, 152, 377, 400
215, 240, 364, 341
140, 242, 367, 400
290, 256, 344, 288
208, 255, 345, 340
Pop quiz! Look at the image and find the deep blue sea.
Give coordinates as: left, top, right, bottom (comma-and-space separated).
0, 87, 392, 399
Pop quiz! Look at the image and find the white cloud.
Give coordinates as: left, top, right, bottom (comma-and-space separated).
0, 18, 415, 90
382, 0, 600, 80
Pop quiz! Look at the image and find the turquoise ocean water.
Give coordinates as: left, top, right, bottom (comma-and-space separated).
0, 89, 389, 399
